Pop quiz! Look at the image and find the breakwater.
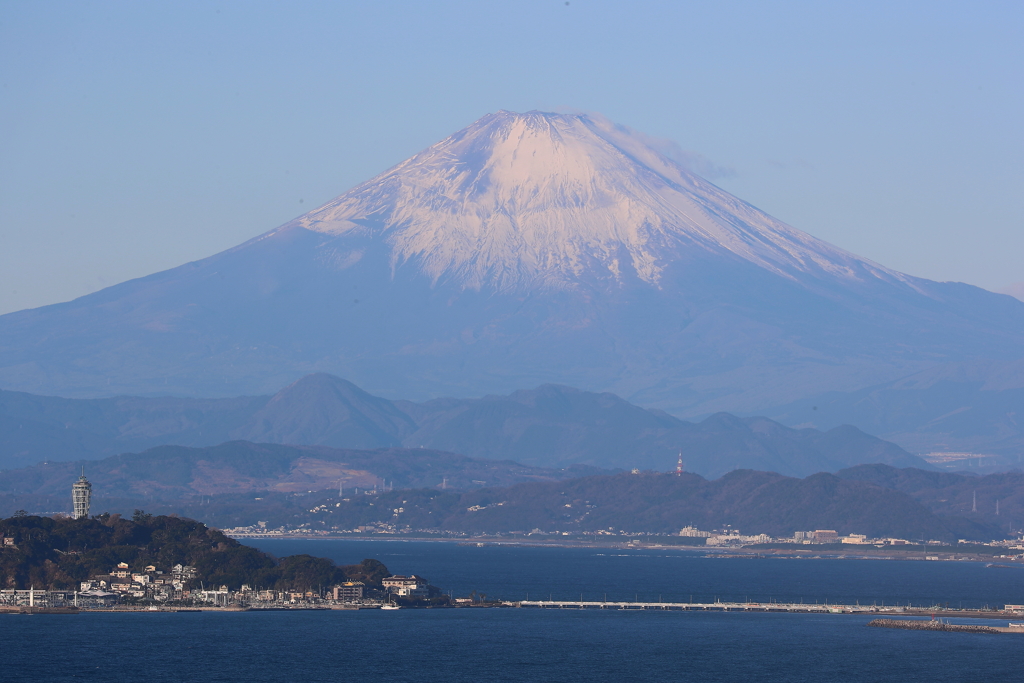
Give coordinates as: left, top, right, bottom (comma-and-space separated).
518, 599, 866, 612
868, 618, 1011, 634
515, 599, 1000, 616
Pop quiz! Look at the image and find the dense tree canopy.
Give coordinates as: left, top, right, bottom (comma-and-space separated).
0, 513, 388, 591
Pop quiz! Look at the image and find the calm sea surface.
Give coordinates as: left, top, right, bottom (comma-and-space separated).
3, 539, 1023, 682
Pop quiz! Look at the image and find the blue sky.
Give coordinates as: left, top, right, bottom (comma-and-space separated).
1, 0, 1022, 315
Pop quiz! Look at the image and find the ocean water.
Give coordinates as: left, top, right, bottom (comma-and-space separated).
3, 540, 1023, 682
248, 539, 1024, 609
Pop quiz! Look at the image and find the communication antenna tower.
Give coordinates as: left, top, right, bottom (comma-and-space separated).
676, 452, 684, 476
972, 490, 977, 513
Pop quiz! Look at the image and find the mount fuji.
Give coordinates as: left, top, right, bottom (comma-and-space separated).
1, 110, 1022, 417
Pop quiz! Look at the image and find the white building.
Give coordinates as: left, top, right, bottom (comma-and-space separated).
382, 575, 429, 597
706, 532, 771, 546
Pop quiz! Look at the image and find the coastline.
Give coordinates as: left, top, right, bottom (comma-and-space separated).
230, 533, 1024, 565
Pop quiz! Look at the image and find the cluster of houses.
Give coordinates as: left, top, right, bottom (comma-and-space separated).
193, 575, 433, 606
78, 563, 433, 606
80, 562, 198, 601
1, 569, 434, 609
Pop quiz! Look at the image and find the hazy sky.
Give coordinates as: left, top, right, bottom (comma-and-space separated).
2, 1, 1022, 315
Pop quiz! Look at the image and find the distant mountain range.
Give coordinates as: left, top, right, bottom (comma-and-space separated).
0, 373, 931, 478
764, 358, 1024, 470
2, 110, 1023, 445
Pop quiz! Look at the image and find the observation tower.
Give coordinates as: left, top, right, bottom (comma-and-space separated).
72, 469, 92, 519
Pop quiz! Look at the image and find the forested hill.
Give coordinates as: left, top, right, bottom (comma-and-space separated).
0, 440, 602, 507
297, 471, 1002, 542
86, 469, 1012, 543
835, 464, 1024, 526
0, 513, 387, 591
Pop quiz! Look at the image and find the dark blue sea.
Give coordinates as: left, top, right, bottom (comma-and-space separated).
4, 540, 1023, 682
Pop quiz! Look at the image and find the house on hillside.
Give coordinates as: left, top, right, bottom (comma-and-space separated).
382, 575, 429, 597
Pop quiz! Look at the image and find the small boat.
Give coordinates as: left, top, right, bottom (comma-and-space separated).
381, 603, 401, 610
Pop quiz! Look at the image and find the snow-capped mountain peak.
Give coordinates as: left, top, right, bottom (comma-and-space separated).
284, 110, 896, 291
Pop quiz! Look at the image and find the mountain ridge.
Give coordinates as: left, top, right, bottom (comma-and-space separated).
763, 358, 1024, 468
0, 373, 932, 478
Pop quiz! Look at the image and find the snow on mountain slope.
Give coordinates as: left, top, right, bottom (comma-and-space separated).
283, 110, 906, 292
1, 111, 1023, 414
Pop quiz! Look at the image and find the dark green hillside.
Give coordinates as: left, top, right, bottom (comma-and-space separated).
360, 471, 998, 541
837, 464, 1024, 532
0, 440, 601, 509
90, 470, 1005, 543
5, 467, 1013, 543
0, 513, 387, 591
